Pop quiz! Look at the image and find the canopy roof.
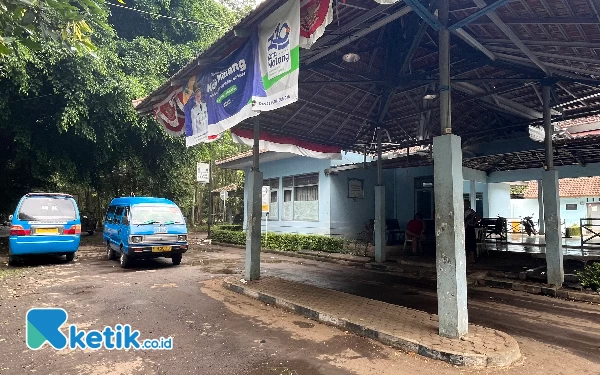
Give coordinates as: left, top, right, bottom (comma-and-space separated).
135, 0, 600, 156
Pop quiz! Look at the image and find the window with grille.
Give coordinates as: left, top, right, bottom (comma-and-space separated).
281, 173, 319, 221
263, 178, 279, 220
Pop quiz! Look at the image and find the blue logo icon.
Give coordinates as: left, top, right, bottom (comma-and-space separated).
267, 22, 290, 52
26, 308, 68, 350
26, 308, 173, 350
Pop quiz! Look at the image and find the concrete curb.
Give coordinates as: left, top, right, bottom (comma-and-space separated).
223, 278, 521, 367
477, 277, 600, 304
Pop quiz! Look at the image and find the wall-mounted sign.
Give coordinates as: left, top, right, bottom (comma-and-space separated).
566, 204, 577, 210
196, 162, 209, 183
348, 178, 364, 199
261, 186, 270, 213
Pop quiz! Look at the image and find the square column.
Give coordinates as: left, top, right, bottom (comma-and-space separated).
537, 180, 545, 235
469, 181, 476, 210
433, 134, 468, 338
542, 170, 563, 286
374, 186, 386, 263
245, 169, 263, 281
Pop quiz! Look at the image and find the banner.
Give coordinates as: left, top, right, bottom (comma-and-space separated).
231, 128, 341, 159
253, 0, 300, 112
299, 0, 333, 49
183, 35, 262, 147
153, 88, 185, 136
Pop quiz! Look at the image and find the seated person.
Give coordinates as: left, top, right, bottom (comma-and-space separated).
406, 213, 425, 255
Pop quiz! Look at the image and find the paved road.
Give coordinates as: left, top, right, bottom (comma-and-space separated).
0, 234, 599, 375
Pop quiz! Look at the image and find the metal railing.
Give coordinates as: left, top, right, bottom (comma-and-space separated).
580, 218, 600, 247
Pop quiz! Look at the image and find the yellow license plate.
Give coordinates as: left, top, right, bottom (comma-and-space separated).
36, 228, 58, 235
152, 246, 172, 252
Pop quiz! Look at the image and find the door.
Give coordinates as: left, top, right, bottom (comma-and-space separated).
414, 177, 435, 239
111, 206, 124, 249
119, 207, 131, 249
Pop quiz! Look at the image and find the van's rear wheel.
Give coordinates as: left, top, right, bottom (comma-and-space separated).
106, 243, 116, 260
171, 254, 182, 266
119, 249, 130, 268
65, 253, 75, 262
8, 255, 18, 266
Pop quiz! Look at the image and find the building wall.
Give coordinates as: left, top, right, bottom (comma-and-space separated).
511, 197, 592, 227
329, 167, 377, 239
487, 183, 512, 218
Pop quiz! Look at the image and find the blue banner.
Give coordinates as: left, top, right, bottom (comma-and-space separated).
184, 34, 264, 147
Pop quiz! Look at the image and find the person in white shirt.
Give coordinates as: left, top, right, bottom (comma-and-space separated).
190, 88, 208, 141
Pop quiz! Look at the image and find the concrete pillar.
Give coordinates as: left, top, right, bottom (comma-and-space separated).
537, 180, 545, 235
374, 186, 386, 262
374, 128, 386, 263
469, 181, 476, 211
542, 82, 563, 285
245, 170, 262, 280
245, 117, 262, 281
542, 170, 563, 285
434, 134, 468, 338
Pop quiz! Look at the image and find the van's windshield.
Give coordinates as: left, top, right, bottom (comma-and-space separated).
131, 204, 184, 225
18, 197, 77, 221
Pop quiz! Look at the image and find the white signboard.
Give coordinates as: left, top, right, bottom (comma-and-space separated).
196, 162, 209, 183
220, 191, 228, 201
261, 186, 270, 213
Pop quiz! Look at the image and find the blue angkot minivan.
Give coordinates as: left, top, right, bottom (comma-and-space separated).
8, 193, 81, 265
103, 197, 188, 268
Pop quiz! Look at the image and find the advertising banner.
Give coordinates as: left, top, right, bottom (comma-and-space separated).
253, 0, 300, 112
184, 35, 263, 147
299, 0, 333, 49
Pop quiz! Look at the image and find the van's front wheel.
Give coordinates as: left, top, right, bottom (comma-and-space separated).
119, 249, 130, 268
8, 255, 18, 266
106, 243, 116, 260
65, 253, 75, 262
171, 254, 182, 266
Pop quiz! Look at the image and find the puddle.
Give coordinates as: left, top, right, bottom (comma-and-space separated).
292, 320, 315, 329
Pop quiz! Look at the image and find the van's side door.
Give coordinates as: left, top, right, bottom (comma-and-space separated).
119, 206, 131, 250
112, 206, 124, 248
104, 206, 116, 248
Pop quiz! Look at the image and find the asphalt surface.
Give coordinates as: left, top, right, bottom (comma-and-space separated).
0, 234, 599, 375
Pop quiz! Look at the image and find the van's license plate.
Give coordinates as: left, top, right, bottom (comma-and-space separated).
152, 246, 171, 252
36, 228, 58, 235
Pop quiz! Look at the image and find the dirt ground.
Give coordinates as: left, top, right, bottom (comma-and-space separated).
0, 233, 599, 375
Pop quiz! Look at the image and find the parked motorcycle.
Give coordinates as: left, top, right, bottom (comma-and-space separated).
521, 215, 537, 236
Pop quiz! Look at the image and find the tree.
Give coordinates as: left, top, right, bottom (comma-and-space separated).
0, 0, 250, 220
0, 0, 111, 55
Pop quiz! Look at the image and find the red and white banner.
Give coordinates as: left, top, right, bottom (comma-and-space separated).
231, 128, 341, 159
300, 0, 333, 49
153, 88, 185, 136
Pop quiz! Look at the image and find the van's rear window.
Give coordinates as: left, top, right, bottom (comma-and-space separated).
18, 197, 77, 221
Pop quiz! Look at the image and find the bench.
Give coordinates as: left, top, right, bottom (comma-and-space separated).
479, 217, 508, 242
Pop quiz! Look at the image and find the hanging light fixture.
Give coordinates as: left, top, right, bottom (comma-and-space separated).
423, 86, 437, 100
342, 53, 360, 63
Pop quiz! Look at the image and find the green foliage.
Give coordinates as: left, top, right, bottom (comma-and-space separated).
568, 224, 581, 237
211, 229, 246, 245
215, 224, 243, 231
212, 229, 346, 253
0, 0, 250, 220
577, 262, 600, 291
0, 0, 109, 55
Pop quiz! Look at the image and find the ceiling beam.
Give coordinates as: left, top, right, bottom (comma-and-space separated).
472, 0, 550, 75
469, 16, 599, 25
478, 38, 600, 49
448, 0, 512, 31
453, 28, 496, 60
495, 52, 600, 77
304, 6, 413, 66
556, 83, 588, 107
453, 82, 544, 119
487, 45, 600, 65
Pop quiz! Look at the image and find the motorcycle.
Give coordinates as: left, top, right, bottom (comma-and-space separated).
521, 215, 537, 236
